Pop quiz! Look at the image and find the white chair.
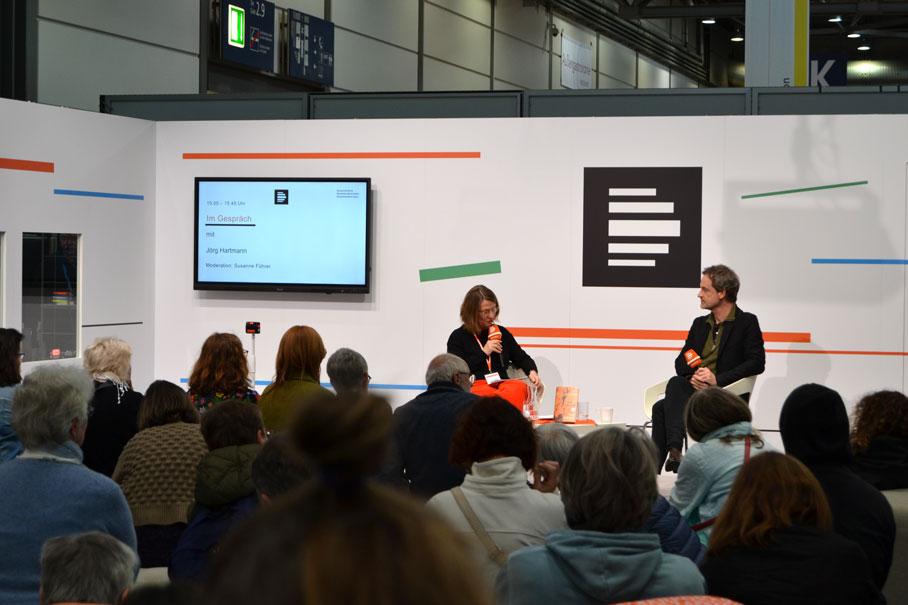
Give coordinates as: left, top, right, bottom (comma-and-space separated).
642, 375, 757, 430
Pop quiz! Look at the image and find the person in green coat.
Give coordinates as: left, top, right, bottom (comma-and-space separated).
259, 325, 331, 432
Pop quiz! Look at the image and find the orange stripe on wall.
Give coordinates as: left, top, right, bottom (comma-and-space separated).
522, 343, 908, 356
0, 157, 54, 173
182, 151, 481, 160
510, 327, 810, 343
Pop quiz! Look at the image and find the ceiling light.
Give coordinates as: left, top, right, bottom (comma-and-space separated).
847, 33, 861, 38
702, 18, 716, 25
852, 61, 880, 76
730, 35, 744, 42
828, 16, 843, 23
858, 45, 871, 51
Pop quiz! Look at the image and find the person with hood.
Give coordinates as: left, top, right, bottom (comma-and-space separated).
496, 427, 705, 604
850, 389, 908, 490
168, 400, 265, 582
779, 383, 895, 590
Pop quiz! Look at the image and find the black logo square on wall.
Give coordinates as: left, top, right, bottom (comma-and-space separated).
583, 167, 702, 288
274, 189, 289, 205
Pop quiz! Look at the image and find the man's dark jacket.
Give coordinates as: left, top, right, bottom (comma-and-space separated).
674, 307, 765, 385
391, 381, 476, 499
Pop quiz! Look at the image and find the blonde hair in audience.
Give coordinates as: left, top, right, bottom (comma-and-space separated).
83, 337, 132, 384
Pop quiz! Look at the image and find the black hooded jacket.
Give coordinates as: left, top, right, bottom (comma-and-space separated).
780, 383, 895, 591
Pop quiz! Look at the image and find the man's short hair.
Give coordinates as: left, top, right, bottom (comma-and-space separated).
41, 532, 136, 605
12, 365, 94, 449
702, 264, 740, 302
251, 433, 313, 499
200, 400, 263, 450
535, 423, 580, 465
424, 354, 469, 386
326, 348, 368, 395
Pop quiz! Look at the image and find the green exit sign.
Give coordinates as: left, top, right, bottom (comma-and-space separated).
228, 5, 245, 48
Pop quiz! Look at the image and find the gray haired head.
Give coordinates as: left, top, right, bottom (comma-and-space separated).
535, 423, 580, 465
12, 365, 93, 449
326, 348, 369, 396
41, 532, 137, 605
424, 354, 469, 386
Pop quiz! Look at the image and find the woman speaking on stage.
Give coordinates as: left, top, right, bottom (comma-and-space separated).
447, 285, 540, 409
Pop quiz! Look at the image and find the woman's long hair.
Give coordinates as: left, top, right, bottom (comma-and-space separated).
708, 452, 832, 556
272, 325, 326, 388
459, 285, 498, 335
188, 333, 250, 396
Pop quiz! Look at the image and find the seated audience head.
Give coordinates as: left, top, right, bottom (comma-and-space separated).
326, 347, 369, 395
460, 285, 499, 335
685, 387, 754, 443
204, 391, 490, 605
138, 379, 199, 430
707, 452, 832, 555
83, 337, 132, 384
425, 353, 472, 392
560, 427, 658, 533
535, 423, 580, 466
0, 327, 24, 387
12, 366, 93, 449
200, 400, 265, 450
851, 390, 908, 452
274, 325, 326, 387
188, 333, 250, 396
40, 531, 137, 605
779, 383, 851, 465
251, 433, 312, 503
449, 396, 535, 471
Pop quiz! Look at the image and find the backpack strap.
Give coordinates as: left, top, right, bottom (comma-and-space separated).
451, 487, 509, 568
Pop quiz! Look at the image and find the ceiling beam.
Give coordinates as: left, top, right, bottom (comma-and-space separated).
618, 2, 908, 20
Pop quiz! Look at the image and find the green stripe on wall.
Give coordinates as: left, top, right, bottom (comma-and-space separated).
419, 260, 502, 282
742, 180, 868, 199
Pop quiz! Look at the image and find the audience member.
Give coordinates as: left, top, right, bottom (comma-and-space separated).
0, 327, 24, 462
391, 354, 477, 498
428, 397, 566, 588
669, 387, 771, 544
203, 392, 492, 605
851, 389, 908, 490
40, 532, 137, 605
701, 452, 883, 604
535, 422, 578, 466
122, 584, 199, 605
780, 383, 895, 590
497, 427, 705, 604
168, 400, 265, 582
259, 325, 330, 431
188, 333, 258, 414
326, 347, 370, 395
112, 380, 207, 567
0, 366, 136, 605
81, 338, 144, 477
251, 432, 312, 503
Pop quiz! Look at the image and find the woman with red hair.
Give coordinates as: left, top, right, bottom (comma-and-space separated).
188, 333, 258, 414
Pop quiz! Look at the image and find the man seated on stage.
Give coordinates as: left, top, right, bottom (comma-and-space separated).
652, 264, 765, 473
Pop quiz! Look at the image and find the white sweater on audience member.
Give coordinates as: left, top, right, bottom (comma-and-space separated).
428, 456, 567, 589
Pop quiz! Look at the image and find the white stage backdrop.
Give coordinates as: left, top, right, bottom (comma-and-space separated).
151, 114, 908, 431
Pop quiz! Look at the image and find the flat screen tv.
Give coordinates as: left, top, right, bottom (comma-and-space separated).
194, 177, 371, 293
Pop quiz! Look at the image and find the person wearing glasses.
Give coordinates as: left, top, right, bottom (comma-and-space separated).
0, 328, 24, 462
447, 285, 540, 411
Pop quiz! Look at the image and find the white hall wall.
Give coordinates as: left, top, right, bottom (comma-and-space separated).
0, 99, 156, 386
154, 114, 908, 430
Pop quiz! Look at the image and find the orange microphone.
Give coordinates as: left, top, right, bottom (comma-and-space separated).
683, 349, 702, 368
488, 324, 502, 342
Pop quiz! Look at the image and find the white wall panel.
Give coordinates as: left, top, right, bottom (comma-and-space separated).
37, 21, 198, 112
493, 78, 521, 90
598, 73, 633, 89
428, 0, 492, 24
333, 29, 418, 92
424, 58, 490, 91
638, 54, 671, 88
493, 32, 549, 90
38, 0, 198, 53
332, 0, 419, 51
598, 36, 636, 87
670, 70, 698, 88
494, 0, 549, 49
425, 4, 491, 75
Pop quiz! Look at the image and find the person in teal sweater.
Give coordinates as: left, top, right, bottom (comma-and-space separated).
259, 325, 330, 432
0, 366, 136, 605
496, 428, 704, 604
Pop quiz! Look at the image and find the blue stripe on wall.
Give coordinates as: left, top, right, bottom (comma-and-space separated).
812, 258, 908, 265
178, 378, 425, 391
54, 188, 144, 200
